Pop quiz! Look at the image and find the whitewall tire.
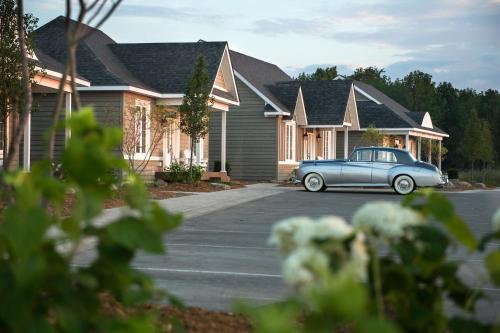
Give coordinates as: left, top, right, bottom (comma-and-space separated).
393, 175, 415, 195
304, 173, 325, 192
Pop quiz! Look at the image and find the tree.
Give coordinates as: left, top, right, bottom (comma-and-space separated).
350, 66, 389, 86
462, 109, 483, 179
48, 0, 123, 163
297, 66, 338, 81
122, 104, 176, 175
0, 0, 37, 170
399, 70, 441, 121
179, 55, 213, 183
478, 120, 495, 171
361, 123, 382, 146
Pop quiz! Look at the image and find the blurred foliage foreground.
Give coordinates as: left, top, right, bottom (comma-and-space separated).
0, 109, 499, 333
243, 191, 500, 333
0, 109, 182, 333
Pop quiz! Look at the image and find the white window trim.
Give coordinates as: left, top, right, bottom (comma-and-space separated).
133, 99, 151, 160
283, 121, 296, 162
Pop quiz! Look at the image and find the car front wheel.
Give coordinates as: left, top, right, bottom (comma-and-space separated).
393, 175, 415, 195
304, 173, 325, 192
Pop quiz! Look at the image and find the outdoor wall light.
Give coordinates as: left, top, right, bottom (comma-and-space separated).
316, 133, 321, 142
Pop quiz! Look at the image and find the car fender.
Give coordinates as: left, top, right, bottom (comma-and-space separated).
387, 165, 416, 186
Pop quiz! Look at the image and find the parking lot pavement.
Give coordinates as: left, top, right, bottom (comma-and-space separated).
77, 186, 500, 320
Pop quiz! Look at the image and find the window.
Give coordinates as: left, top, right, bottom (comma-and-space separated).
134, 100, 150, 156
351, 149, 372, 162
284, 121, 296, 162
374, 150, 397, 163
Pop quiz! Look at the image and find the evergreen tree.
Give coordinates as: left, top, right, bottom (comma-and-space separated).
179, 55, 213, 183
297, 66, 338, 81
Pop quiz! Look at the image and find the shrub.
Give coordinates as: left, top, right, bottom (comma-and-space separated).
0, 109, 182, 333
166, 161, 205, 183
213, 160, 231, 176
447, 168, 459, 179
243, 189, 500, 333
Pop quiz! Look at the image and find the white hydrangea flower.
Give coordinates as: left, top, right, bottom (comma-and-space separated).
294, 216, 354, 247
492, 208, 500, 232
347, 232, 370, 281
282, 247, 329, 288
268, 217, 314, 253
352, 201, 424, 239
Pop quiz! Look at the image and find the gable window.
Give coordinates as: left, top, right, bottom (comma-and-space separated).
134, 100, 151, 157
284, 121, 296, 162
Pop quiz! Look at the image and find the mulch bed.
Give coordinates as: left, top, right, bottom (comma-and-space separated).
100, 293, 252, 333
158, 181, 246, 192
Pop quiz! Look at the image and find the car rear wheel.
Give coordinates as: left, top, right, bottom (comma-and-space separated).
393, 175, 415, 195
304, 173, 325, 192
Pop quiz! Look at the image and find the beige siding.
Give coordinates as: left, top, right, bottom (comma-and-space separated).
278, 163, 298, 181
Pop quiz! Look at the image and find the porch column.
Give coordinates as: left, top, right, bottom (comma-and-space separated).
65, 92, 72, 143
405, 134, 410, 151
344, 127, 349, 159
417, 137, 422, 161
331, 128, 336, 160
428, 139, 432, 163
220, 111, 226, 173
23, 111, 31, 171
438, 140, 442, 171
195, 137, 203, 165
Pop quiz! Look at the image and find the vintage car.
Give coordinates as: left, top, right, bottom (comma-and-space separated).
294, 147, 447, 195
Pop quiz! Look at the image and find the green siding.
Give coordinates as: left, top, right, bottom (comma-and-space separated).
336, 130, 364, 159
209, 77, 278, 180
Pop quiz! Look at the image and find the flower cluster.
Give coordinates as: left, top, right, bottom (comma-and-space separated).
269, 216, 368, 289
352, 201, 424, 239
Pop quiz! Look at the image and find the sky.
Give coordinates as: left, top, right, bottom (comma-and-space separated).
26, 0, 500, 91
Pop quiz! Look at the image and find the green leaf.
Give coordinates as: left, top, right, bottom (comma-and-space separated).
108, 218, 164, 253
485, 251, 500, 286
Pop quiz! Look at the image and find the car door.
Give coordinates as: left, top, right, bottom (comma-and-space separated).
339, 149, 373, 184
371, 150, 399, 185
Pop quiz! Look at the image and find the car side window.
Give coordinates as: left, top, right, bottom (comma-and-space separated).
374, 150, 397, 163
354, 150, 372, 162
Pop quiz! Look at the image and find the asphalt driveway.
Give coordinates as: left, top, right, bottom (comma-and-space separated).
79, 186, 500, 321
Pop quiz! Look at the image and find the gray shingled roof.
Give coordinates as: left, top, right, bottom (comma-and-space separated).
299, 80, 352, 126
34, 16, 233, 98
110, 42, 228, 94
353, 80, 448, 135
34, 16, 152, 89
230, 50, 293, 113
34, 49, 88, 82
356, 101, 411, 128
266, 82, 300, 115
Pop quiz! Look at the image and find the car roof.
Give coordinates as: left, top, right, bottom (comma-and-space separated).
353, 146, 407, 153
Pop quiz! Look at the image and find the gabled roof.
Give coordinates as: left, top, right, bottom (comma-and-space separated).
34, 16, 236, 101
266, 82, 301, 116
230, 50, 293, 114
356, 101, 412, 128
34, 49, 88, 82
110, 42, 228, 94
34, 16, 151, 89
353, 80, 448, 136
299, 80, 352, 126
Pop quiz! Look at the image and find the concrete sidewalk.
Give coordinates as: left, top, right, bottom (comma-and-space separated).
92, 183, 288, 227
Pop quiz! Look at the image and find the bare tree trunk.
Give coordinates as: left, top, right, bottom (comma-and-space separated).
48, 62, 69, 162
3, 0, 32, 171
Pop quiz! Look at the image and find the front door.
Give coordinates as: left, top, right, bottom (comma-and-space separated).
163, 121, 179, 168
303, 133, 315, 160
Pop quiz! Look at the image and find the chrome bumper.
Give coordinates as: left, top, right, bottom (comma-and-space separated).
292, 177, 302, 185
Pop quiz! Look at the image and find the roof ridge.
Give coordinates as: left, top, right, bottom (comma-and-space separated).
230, 49, 290, 77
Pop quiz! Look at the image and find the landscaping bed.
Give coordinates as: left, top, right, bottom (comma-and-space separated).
156, 180, 246, 192
100, 293, 252, 333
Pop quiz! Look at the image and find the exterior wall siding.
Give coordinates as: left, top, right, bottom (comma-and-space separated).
29, 93, 65, 164
209, 77, 278, 180
336, 130, 363, 159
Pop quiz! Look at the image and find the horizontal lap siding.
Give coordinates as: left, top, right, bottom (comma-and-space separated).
30, 93, 65, 164
80, 92, 123, 127
209, 77, 278, 180
335, 130, 365, 159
